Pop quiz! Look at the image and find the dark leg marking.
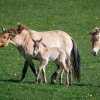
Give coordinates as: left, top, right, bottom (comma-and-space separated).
29, 60, 37, 77
51, 64, 61, 84
20, 60, 28, 82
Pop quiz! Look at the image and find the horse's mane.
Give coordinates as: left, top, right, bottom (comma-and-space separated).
17, 24, 29, 33
2, 24, 30, 35
3, 29, 17, 34
41, 43, 47, 48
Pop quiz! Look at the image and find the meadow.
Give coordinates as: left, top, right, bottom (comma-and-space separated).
0, 0, 100, 99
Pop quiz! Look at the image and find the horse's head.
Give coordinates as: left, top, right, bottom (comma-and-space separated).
0, 24, 28, 47
0, 27, 17, 47
89, 27, 100, 56
32, 39, 43, 56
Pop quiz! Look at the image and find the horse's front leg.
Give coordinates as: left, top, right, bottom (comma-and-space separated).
51, 64, 62, 84
20, 60, 28, 83
36, 67, 42, 84
37, 60, 48, 84
28, 60, 37, 77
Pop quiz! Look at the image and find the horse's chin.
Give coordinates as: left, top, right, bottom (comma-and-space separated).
0, 45, 6, 47
92, 48, 99, 56
0, 43, 8, 47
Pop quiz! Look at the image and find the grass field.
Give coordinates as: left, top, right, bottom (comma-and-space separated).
0, 0, 100, 100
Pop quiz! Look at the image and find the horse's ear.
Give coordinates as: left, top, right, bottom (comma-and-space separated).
89, 27, 100, 35
1, 26, 5, 31
38, 38, 42, 42
32, 39, 36, 43
95, 27, 99, 33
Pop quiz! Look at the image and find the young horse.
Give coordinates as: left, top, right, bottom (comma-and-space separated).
32, 39, 72, 86
89, 27, 100, 56
0, 24, 80, 83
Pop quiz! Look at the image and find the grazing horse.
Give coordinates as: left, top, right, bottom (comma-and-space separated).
32, 39, 72, 86
89, 27, 100, 56
0, 24, 80, 83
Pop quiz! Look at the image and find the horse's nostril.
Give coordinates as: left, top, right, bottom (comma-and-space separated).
33, 52, 36, 56
91, 50, 96, 56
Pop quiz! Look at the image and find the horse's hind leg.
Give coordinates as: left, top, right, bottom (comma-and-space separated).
51, 64, 61, 84
62, 61, 70, 86
36, 68, 42, 84
59, 68, 64, 85
66, 60, 72, 86
37, 60, 48, 84
69, 65, 72, 85
65, 67, 70, 86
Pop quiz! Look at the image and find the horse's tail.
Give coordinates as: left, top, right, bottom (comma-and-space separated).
71, 38, 80, 82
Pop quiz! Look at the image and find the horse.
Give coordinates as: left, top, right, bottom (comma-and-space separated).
89, 27, 100, 56
32, 39, 72, 86
0, 24, 80, 83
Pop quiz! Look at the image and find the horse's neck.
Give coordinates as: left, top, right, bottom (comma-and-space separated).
11, 30, 30, 46
10, 31, 33, 57
39, 44, 48, 56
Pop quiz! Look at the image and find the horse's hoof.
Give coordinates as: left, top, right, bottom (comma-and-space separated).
36, 81, 43, 84
67, 85, 69, 87
36, 81, 39, 84
51, 80, 56, 84
60, 82, 63, 85
44, 81, 47, 84
69, 83, 72, 86
66, 83, 72, 87
38, 78, 43, 84
19, 80, 24, 83
36, 78, 43, 84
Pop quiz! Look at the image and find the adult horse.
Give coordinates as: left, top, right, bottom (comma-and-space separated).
0, 24, 80, 84
89, 27, 100, 56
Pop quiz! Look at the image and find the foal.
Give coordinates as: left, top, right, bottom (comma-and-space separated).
32, 39, 72, 86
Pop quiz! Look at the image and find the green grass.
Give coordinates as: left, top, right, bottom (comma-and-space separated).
0, 0, 100, 100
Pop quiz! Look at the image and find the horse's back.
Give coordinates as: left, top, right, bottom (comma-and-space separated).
30, 29, 73, 55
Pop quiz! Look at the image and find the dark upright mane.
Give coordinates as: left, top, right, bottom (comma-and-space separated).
41, 43, 47, 47
89, 27, 100, 35
17, 24, 28, 33
3, 29, 17, 34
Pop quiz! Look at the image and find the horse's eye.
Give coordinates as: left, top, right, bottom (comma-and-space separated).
3, 36, 7, 39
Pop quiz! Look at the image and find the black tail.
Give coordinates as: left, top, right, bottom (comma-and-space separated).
71, 38, 80, 82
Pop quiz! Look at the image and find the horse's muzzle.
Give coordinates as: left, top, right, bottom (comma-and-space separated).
91, 50, 97, 56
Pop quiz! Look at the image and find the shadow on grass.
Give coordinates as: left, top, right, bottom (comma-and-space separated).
73, 82, 100, 87
0, 79, 35, 84
0, 79, 100, 87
